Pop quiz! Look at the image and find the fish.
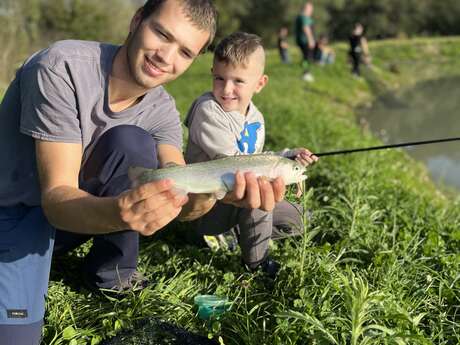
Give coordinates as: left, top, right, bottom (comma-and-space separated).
128, 154, 307, 200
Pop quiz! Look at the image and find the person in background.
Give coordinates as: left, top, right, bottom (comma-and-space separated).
0, 1, 286, 344
295, 2, 316, 82
349, 22, 371, 77
277, 26, 291, 64
314, 34, 335, 65
184, 32, 318, 278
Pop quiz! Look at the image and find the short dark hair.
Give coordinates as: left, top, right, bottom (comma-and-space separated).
214, 32, 264, 67
140, 0, 217, 52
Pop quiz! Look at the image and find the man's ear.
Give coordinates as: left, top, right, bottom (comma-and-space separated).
255, 74, 269, 93
129, 8, 143, 34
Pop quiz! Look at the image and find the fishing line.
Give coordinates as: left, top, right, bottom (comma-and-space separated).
314, 137, 460, 157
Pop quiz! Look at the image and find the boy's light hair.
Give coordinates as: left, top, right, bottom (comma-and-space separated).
214, 32, 265, 68
141, 0, 217, 53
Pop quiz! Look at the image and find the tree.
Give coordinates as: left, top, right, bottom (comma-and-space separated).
426, 0, 460, 36
39, 0, 135, 43
213, 0, 250, 44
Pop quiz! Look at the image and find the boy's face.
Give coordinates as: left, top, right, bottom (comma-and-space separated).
212, 50, 268, 115
126, 0, 210, 90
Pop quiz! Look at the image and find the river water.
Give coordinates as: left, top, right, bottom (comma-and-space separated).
359, 76, 460, 191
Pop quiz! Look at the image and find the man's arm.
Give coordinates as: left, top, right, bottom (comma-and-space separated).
361, 37, 371, 63
304, 24, 315, 49
37, 140, 186, 236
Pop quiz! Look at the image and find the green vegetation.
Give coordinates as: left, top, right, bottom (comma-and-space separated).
2, 0, 460, 89
37, 37, 460, 344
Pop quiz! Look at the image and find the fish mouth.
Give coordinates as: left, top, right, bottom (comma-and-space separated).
298, 174, 308, 182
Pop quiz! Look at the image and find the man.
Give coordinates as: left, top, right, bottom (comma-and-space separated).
0, 1, 286, 344
295, 2, 316, 82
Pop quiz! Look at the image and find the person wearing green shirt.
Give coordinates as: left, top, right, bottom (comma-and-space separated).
295, 2, 316, 82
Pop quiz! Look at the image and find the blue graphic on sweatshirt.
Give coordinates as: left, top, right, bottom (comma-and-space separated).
237, 121, 261, 154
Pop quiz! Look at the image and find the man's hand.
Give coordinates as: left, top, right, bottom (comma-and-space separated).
117, 179, 188, 236
222, 171, 285, 212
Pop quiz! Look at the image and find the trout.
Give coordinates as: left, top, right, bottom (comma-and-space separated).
128, 154, 307, 199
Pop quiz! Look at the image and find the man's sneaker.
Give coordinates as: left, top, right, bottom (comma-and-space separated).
302, 72, 315, 82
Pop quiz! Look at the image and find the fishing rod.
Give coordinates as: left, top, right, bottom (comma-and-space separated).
314, 136, 460, 157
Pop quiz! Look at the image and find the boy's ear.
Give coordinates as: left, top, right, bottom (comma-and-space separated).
255, 74, 269, 93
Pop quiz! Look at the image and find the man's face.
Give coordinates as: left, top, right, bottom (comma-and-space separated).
126, 0, 210, 90
211, 51, 268, 115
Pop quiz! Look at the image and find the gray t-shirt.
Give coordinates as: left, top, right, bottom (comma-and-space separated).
0, 40, 182, 207
185, 92, 265, 164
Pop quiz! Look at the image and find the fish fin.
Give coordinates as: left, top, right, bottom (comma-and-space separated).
128, 166, 147, 187
214, 190, 226, 200
221, 173, 235, 191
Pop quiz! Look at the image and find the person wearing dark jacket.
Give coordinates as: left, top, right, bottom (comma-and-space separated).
349, 23, 371, 76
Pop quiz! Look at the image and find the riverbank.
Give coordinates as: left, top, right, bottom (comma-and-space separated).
39, 37, 460, 344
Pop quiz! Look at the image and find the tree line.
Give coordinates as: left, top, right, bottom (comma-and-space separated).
1, 0, 460, 86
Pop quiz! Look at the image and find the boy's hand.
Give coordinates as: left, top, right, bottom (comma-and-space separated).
117, 179, 188, 236
222, 171, 285, 212
281, 148, 319, 166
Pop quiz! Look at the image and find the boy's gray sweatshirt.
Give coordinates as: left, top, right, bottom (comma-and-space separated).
185, 92, 265, 163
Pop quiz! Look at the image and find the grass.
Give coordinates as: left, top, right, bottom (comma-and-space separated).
34, 37, 460, 344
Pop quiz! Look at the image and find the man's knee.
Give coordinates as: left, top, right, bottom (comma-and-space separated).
80, 125, 159, 196
96, 125, 157, 158
83, 125, 158, 176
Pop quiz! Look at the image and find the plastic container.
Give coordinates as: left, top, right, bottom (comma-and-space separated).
194, 295, 229, 320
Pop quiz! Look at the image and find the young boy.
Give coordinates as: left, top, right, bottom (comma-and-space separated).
184, 32, 318, 277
